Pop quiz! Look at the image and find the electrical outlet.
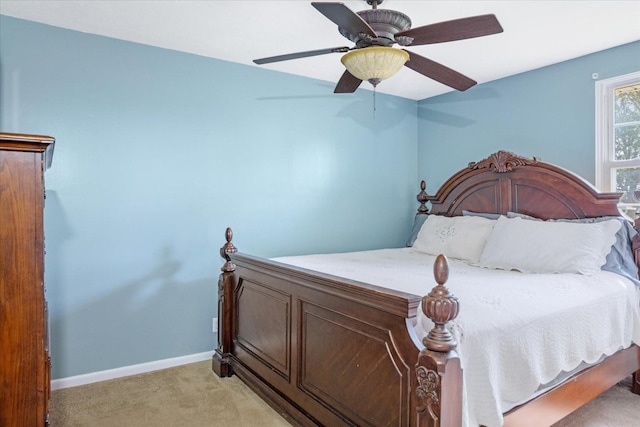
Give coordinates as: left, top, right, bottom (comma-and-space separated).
212, 317, 218, 333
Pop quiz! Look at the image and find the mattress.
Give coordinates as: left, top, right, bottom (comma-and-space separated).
274, 248, 640, 427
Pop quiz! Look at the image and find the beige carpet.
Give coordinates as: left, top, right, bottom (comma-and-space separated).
50, 361, 290, 427
50, 361, 640, 426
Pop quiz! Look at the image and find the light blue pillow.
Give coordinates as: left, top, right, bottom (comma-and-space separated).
605, 220, 640, 286
506, 212, 639, 286
462, 210, 501, 220
406, 214, 428, 247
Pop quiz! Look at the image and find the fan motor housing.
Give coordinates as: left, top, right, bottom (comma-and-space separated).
338, 9, 412, 47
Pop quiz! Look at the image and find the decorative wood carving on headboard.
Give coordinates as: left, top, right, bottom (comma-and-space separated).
422, 150, 623, 220
468, 150, 537, 173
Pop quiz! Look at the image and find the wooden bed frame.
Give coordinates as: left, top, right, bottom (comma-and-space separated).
212, 151, 640, 426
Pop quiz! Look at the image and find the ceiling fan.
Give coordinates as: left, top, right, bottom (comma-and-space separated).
253, 0, 503, 93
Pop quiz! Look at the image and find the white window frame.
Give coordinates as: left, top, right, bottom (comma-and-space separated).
595, 71, 640, 194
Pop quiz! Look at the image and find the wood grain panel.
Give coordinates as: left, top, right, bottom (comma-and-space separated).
299, 302, 408, 426
443, 178, 502, 215
512, 182, 582, 218
235, 279, 291, 380
0, 150, 41, 427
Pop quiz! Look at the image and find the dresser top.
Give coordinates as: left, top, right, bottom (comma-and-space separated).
0, 132, 55, 169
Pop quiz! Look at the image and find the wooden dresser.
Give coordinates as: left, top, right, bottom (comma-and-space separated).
0, 132, 55, 426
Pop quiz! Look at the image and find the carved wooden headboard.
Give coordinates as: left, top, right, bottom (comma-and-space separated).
418, 151, 623, 220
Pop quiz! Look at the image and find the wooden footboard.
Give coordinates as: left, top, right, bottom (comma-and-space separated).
212, 229, 463, 427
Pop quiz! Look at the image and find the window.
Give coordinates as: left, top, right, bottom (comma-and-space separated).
595, 71, 640, 217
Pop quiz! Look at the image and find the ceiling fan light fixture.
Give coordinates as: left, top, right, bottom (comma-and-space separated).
340, 47, 409, 87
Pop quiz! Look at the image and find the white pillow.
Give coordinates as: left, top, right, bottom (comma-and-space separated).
477, 216, 621, 275
412, 215, 496, 263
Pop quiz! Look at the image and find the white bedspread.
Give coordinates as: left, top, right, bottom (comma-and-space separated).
274, 248, 640, 427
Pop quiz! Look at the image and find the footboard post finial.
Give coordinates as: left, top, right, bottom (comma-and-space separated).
415, 255, 463, 427
423, 255, 459, 352
418, 180, 430, 214
220, 227, 237, 273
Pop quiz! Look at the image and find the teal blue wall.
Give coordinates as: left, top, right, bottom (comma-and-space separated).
0, 16, 418, 379
3, 14, 638, 381
417, 41, 640, 192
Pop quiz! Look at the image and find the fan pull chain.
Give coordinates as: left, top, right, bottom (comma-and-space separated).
373, 86, 377, 120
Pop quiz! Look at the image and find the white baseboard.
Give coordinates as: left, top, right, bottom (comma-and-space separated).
51, 350, 214, 391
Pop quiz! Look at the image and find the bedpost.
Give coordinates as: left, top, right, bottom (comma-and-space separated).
416, 255, 463, 427
212, 227, 237, 377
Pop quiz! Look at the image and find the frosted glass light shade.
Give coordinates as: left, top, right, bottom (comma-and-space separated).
341, 47, 409, 87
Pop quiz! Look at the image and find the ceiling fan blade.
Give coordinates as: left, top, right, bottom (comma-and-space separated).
312, 2, 377, 38
396, 14, 503, 46
403, 50, 476, 91
253, 46, 350, 64
334, 70, 362, 93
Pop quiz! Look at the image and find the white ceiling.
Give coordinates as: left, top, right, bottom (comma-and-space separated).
1, 0, 639, 100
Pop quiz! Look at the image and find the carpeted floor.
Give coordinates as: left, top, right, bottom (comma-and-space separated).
50, 361, 640, 426
49, 361, 290, 427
